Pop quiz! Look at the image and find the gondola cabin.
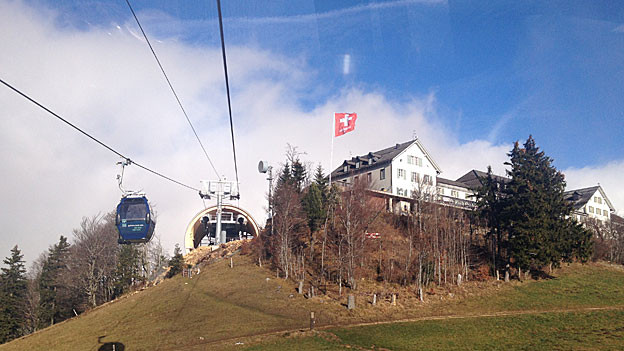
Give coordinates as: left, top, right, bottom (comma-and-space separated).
115, 195, 155, 244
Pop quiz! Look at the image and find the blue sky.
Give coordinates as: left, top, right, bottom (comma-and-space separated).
3, 0, 624, 262
37, 0, 624, 169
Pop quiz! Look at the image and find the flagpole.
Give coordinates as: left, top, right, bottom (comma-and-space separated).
329, 112, 335, 186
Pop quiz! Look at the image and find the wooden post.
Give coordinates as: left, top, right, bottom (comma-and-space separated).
391, 293, 397, 306
230, 257, 233, 268
347, 294, 355, 310
504, 270, 510, 282
298, 281, 304, 294
372, 293, 377, 305
310, 311, 316, 330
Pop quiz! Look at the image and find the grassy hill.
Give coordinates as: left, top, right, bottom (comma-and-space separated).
2, 251, 624, 351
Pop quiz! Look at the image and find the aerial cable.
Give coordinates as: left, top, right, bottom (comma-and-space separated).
0, 77, 200, 192
216, 0, 241, 197
124, 0, 221, 181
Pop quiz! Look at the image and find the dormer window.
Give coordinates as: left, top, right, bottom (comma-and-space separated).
355, 161, 360, 169
343, 165, 348, 173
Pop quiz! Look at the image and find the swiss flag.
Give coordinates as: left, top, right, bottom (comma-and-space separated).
334, 112, 357, 137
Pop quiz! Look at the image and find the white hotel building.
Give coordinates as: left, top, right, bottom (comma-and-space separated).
330, 139, 618, 224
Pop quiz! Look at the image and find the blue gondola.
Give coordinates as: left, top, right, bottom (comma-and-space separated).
115, 195, 155, 244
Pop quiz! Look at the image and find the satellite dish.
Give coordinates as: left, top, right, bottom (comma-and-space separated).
258, 160, 269, 173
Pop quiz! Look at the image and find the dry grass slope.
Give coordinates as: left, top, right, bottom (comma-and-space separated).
2, 250, 624, 351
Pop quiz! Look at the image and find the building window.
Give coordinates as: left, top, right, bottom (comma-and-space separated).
380, 168, 386, 180
451, 190, 459, 198
355, 161, 360, 169
367, 172, 372, 183
589, 206, 594, 213
423, 175, 432, 185
407, 155, 422, 166
397, 168, 406, 179
397, 188, 403, 196
343, 165, 348, 173
439, 188, 444, 195
411, 172, 419, 183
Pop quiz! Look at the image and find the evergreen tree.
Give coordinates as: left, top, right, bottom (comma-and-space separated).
502, 136, 591, 273
313, 164, 329, 203
277, 163, 293, 187
0, 246, 28, 343
302, 183, 325, 233
114, 245, 142, 296
475, 166, 505, 273
313, 164, 327, 189
561, 220, 593, 263
291, 159, 307, 192
37, 236, 71, 328
166, 245, 185, 278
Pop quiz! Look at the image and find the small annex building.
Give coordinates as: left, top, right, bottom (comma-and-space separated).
564, 185, 615, 224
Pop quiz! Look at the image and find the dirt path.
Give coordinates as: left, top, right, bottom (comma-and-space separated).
168, 304, 624, 350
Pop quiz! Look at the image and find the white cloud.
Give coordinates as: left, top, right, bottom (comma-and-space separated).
2, 1, 621, 266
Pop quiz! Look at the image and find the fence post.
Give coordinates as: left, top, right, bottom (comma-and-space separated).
347, 294, 355, 310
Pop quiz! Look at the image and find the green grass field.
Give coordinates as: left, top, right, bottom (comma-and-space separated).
244, 263, 624, 350
2, 255, 623, 351
250, 309, 624, 350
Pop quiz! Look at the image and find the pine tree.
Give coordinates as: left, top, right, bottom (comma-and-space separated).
277, 163, 293, 187
37, 236, 71, 328
313, 164, 327, 189
0, 246, 28, 343
475, 166, 505, 274
291, 159, 307, 192
313, 164, 329, 204
114, 245, 142, 296
303, 183, 325, 233
166, 245, 185, 278
502, 136, 591, 274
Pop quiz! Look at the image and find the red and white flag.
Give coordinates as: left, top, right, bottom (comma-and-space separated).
334, 112, 357, 137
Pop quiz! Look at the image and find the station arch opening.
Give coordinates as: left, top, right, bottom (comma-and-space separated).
184, 205, 260, 252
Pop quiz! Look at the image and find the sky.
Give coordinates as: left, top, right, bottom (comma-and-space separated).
2, 0, 624, 265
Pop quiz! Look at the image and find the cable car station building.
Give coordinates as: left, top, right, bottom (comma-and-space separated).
184, 204, 260, 253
